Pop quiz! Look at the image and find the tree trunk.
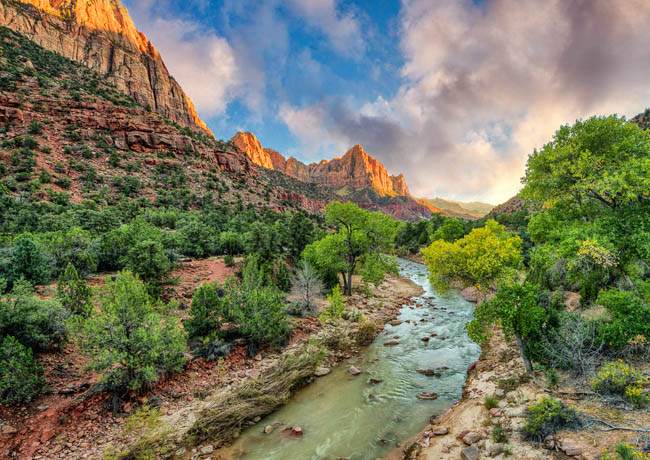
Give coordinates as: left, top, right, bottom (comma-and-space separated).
346, 268, 353, 296
516, 334, 533, 374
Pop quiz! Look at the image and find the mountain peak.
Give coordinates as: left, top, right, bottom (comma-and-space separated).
2, 0, 212, 135
230, 132, 274, 170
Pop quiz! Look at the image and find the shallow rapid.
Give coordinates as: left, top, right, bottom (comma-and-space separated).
228, 259, 481, 460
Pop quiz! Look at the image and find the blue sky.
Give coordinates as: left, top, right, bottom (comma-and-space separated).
123, 0, 650, 203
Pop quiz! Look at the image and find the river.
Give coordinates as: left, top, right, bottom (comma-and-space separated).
226, 259, 481, 460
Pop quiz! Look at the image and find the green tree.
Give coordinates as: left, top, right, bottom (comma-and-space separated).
124, 239, 172, 287
9, 237, 52, 286
185, 281, 228, 339
56, 263, 92, 317
79, 271, 186, 392
0, 335, 44, 404
521, 115, 650, 210
422, 220, 522, 293
288, 211, 315, 261
431, 219, 465, 243
467, 282, 546, 373
303, 202, 398, 295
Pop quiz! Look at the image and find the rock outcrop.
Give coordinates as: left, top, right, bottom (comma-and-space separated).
0, 0, 211, 135
231, 132, 274, 170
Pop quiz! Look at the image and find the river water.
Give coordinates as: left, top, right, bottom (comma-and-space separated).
227, 259, 481, 460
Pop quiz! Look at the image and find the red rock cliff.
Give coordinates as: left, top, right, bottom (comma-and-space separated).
231, 132, 274, 170
0, 0, 212, 135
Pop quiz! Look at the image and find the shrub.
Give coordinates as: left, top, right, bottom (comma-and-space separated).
599, 443, 650, 460
28, 121, 43, 135
592, 361, 645, 395
0, 281, 68, 351
185, 282, 227, 339
492, 422, 507, 443
57, 263, 92, 317
597, 289, 650, 349
123, 239, 172, 286
319, 284, 346, 323
523, 396, 578, 441
0, 336, 44, 404
224, 254, 235, 267
484, 396, 499, 409
8, 237, 52, 286
80, 271, 186, 392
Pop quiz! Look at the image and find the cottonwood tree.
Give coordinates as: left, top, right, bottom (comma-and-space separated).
302, 202, 398, 296
422, 219, 522, 294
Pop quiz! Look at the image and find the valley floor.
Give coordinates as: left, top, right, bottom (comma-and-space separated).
0, 259, 422, 460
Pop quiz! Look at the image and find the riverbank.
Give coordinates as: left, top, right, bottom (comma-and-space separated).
396, 326, 650, 460
114, 271, 424, 459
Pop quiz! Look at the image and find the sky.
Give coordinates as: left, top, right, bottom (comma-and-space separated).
122, 0, 650, 204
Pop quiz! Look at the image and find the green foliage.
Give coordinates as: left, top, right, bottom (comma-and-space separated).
484, 395, 499, 409
0, 281, 68, 351
124, 239, 172, 286
4, 237, 52, 286
467, 281, 546, 345
431, 219, 465, 243
491, 422, 507, 443
0, 335, 44, 404
57, 263, 92, 317
523, 396, 578, 441
79, 271, 186, 392
28, 121, 43, 136
599, 443, 650, 460
186, 281, 227, 339
186, 259, 291, 352
522, 115, 650, 210
422, 220, 522, 293
597, 289, 650, 349
592, 361, 646, 395
319, 284, 346, 323
303, 202, 398, 295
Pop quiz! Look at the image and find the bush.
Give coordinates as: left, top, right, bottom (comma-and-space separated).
123, 239, 172, 286
599, 442, 650, 460
597, 289, 650, 349
523, 396, 578, 441
592, 360, 649, 407
224, 254, 235, 267
185, 282, 228, 339
0, 281, 68, 351
0, 336, 44, 404
57, 263, 92, 317
319, 284, 346, 323
80, 271, 186, 392
7, 237, 52, 286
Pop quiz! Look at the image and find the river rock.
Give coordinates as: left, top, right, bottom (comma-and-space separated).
264, 425, 274, 434
431, 427, 449, 436
390, 320, 402, 326
416, 369, 440, 377
314, 367, 331, 377
383, 340, 399, 346
417, 392, 439, 400
200, 445, 214, 455
462, 431, 481, 445
461, 445, 480, 460
349, 366, 361, 375
421, 337, 430, 342
489, 408, 503, 417
560, 442, 582, 456
292, 427, 303, 437
369, 378, 383, 385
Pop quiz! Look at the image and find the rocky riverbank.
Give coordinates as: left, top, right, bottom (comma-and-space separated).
115, 273, 424, 460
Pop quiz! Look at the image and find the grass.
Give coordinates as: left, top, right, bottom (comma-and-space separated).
485, 396, 499, 409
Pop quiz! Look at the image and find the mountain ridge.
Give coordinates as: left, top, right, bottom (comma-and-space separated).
0, 0, 212, 135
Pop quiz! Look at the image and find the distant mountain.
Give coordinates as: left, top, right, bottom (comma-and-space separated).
420, 197, 493, 220
0, 0, 212, 135
230, 132, 436, 220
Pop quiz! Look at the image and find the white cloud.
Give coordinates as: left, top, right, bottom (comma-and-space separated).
282, 0, 650, 203
124, 1, 241, 117
286, 0, 365, 56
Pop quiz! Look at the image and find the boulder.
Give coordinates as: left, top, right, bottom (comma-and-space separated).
349, 366, 361, 375
314, 367, 331, 377
462, 431, 481, 445
461, 445, 480, 460
383, 340, 400, 346
417, 392, 439, 400
431, 427, 449, 436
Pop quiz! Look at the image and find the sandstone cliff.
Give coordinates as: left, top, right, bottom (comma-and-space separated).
231, 132, 274, 170
0, 0, 212, 135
